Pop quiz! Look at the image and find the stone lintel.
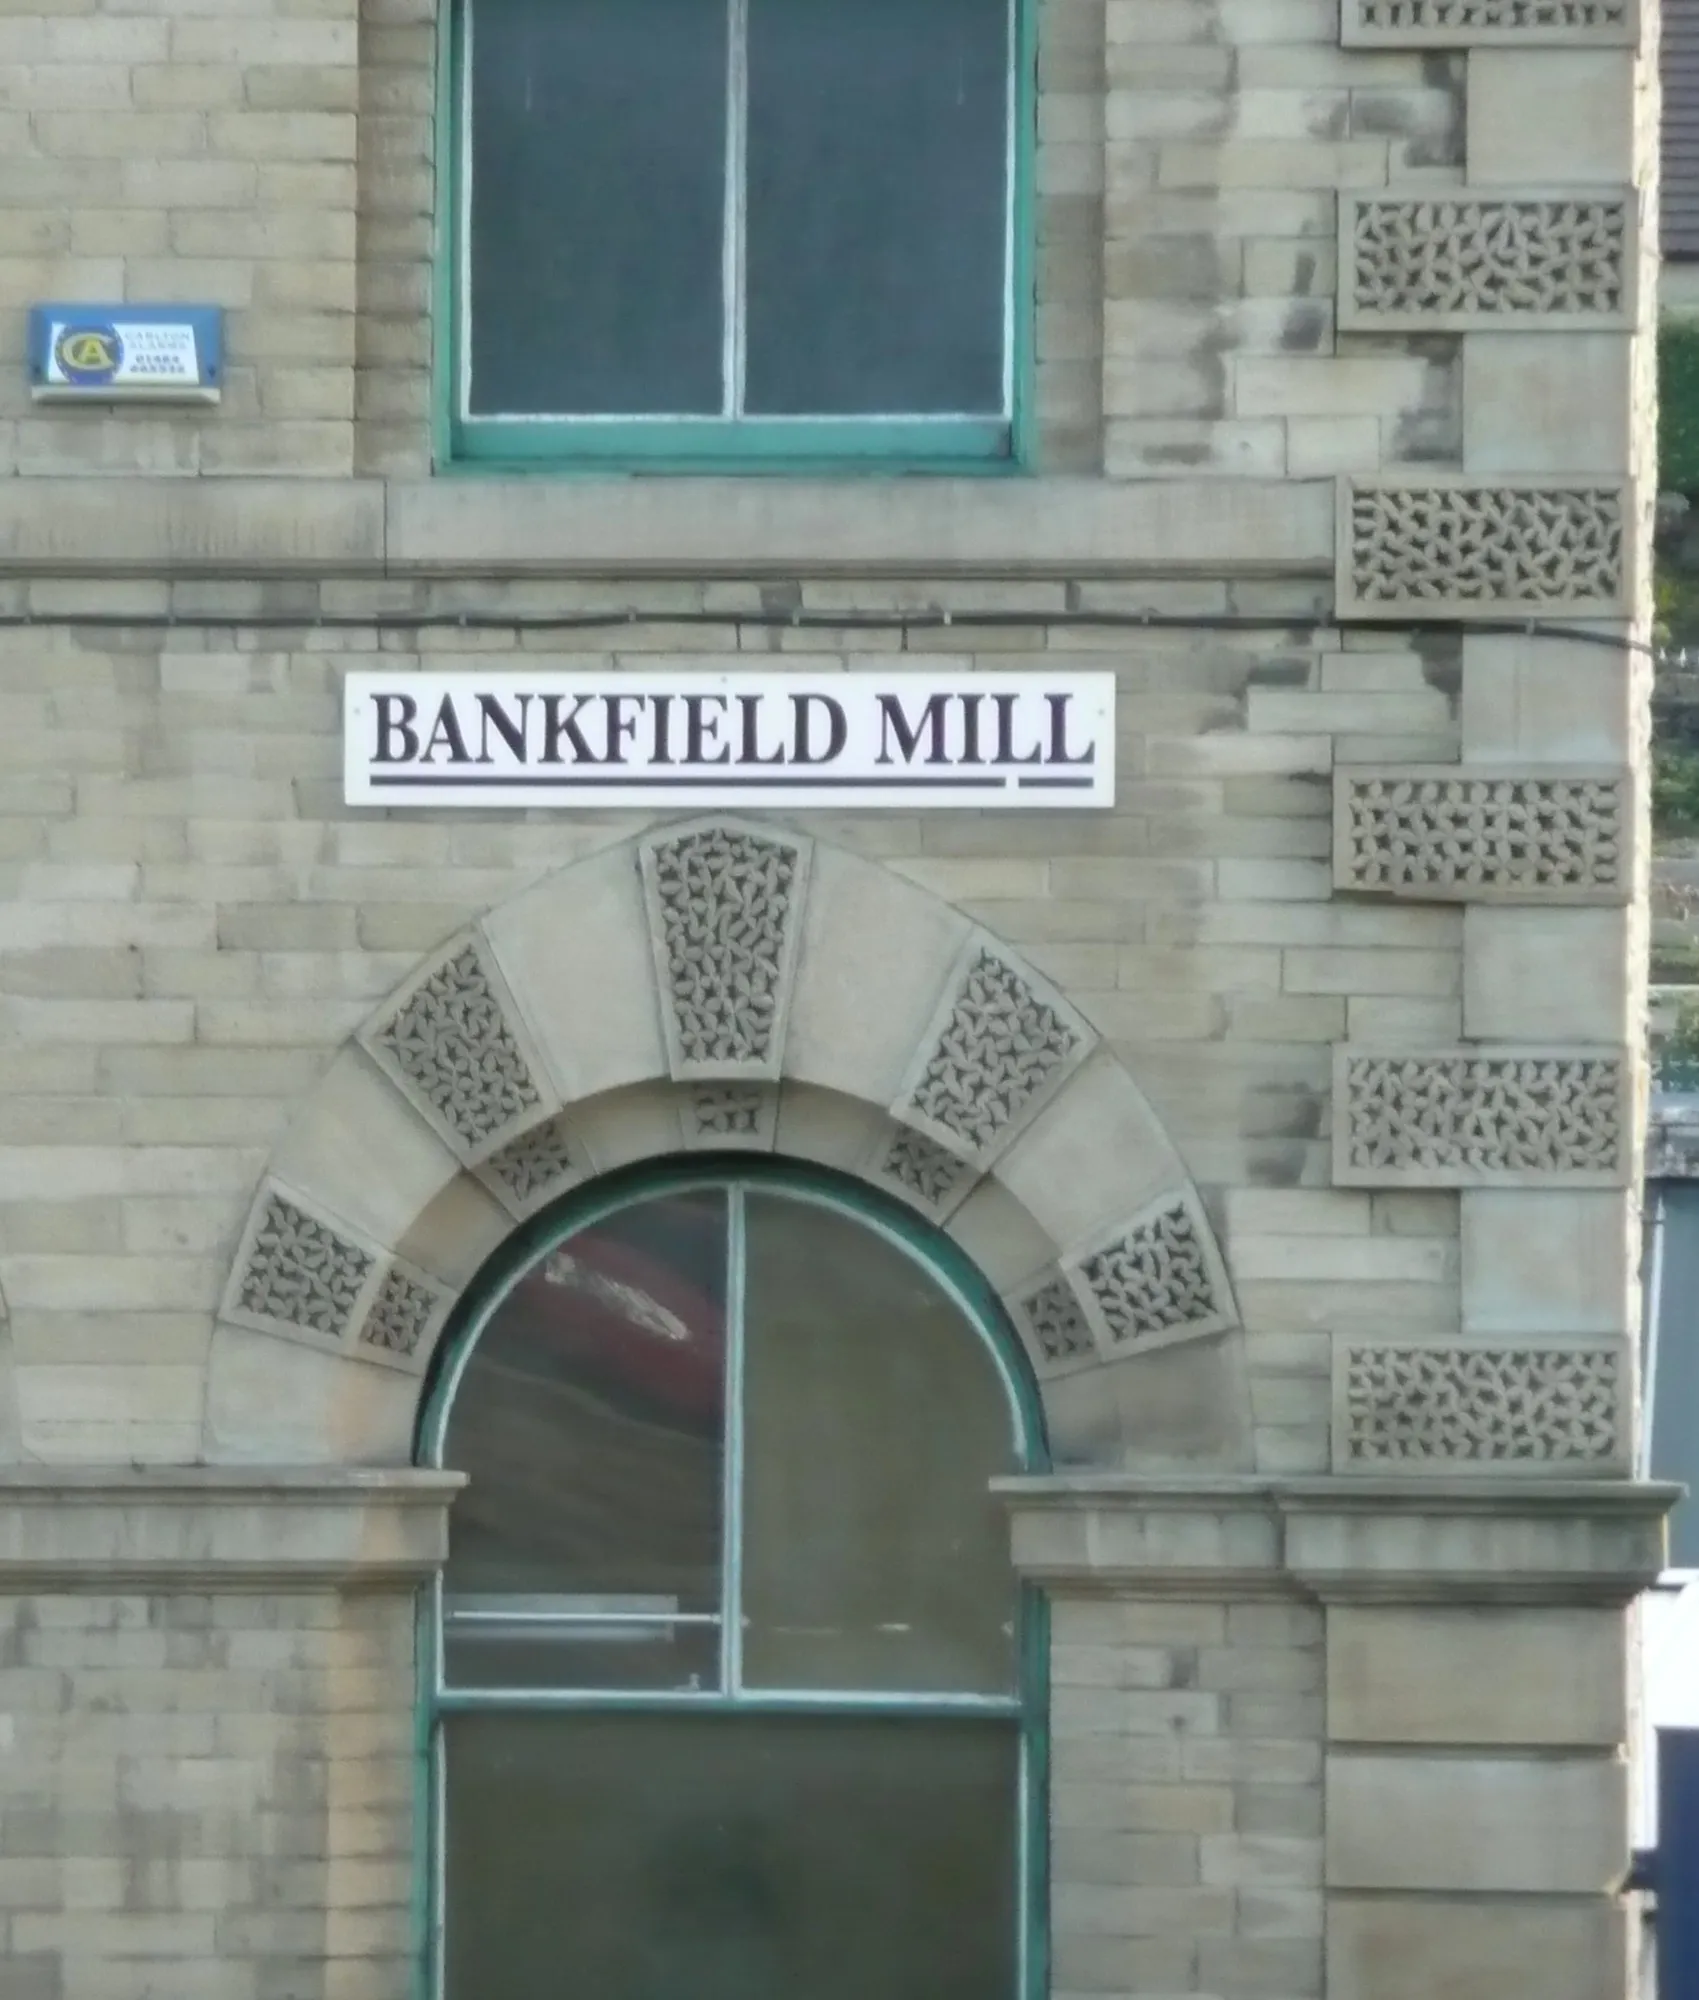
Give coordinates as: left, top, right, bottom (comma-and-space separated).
998, 1474, 1676, 1604
0, 1468, 465, 1590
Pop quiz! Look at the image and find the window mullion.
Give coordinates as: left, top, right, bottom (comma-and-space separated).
720, 1182, 748, 1694
723, 0, 749, 419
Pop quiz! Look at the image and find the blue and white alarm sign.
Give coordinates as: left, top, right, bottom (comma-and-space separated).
28, 304, 223, 403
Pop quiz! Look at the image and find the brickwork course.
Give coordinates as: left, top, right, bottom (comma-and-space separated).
0, 0, 1669, 1992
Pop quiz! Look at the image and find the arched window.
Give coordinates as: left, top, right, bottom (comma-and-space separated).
420, 1161, 1046, 1999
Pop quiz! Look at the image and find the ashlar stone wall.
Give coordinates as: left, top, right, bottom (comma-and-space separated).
0, 0, 1665, 1990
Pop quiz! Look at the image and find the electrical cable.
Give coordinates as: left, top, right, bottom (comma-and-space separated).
0, 604, 1669, 660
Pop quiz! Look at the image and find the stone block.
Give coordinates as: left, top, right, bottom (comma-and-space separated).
266, 1046, 459, 1253
202, 1325, 418, 1464
1463, 337, 1632, 475
1465, 51, 1634, 183
784, 841, 971, 1106
1326, 1751, 1628, 1890
1330, 1896, 1626, 2000
482, 841, 666, 1104
1338, 477, 1629, 620
1327, 1606, 1625, 1745
1332, 1332, 1632, 1474
637, 820, 811, 1084
1340, 192, 1634, 332
0, 481, 382, 571
1463, 907, 1634, 1039
1460, 1190, 1634, 1335
992, 1051, 1180, 1250
355, 932, 560, 1168
1460, 633, 1634, 764
1332, 1045, 1633, 1188
1334, 766, 1632, 904
1339, 0, 1635, 43
888, 931, 1096, 1175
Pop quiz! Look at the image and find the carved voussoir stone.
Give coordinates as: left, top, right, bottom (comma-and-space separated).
1334, 1337, 1630, 1474
222, 1181, 449, 1373
472, 1111, 587, 1222
1338, 478, 1628, 619
223, 1182, 376, 1350
686, 1083, 778, 1152
639, 820, 812, 1082
1340, 191, 1633, 331
1061, 1187, 1239, 1358
357, 934, 551, 1165
1340, 0, 1633, 45
1333, 1045, 1633, 1187
1007, 1268, 1100, 1378
866, 1121, 981, 1221
355, 1259, 455, 1374
1334, 766, 1632, 904
890, 936, 1095, 1173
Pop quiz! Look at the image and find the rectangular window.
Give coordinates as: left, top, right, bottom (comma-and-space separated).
449, 0, 1028, 468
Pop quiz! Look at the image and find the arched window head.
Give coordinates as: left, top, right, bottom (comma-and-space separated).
421, 1164, 1046, 2000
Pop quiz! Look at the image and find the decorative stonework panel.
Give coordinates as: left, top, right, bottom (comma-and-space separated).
1340, 193, 1632, 331
227, 1188, 374, 1344
1010, 1272, 1099, 1374
1063, 1189, 1238, 1357
360, 937, 546, 1162
357, 1262, 452, 1368
1341, 0, 1634, 45
639, 822, 811, 1081
893, 940, 1095, 1171
685, 1083, 777, 1152
1335, 1339, 1628, 1472
876, 1125, 978, 1214
1334, 767, 1631, 904
692, 1085, 764, 1138
1339, 479, 1627, 619
1334, 1046, 1631, 1187
475, 1114, 584, 1220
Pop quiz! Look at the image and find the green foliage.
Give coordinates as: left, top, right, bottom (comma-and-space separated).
1655, 744, 1699, 835
1657, 562, 1699, 655
1663, 322, 1699, 495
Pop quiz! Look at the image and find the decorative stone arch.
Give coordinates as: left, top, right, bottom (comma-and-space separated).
205, 817, 1254, 1471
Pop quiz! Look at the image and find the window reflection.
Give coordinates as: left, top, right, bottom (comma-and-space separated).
444, 1190, 728, 1689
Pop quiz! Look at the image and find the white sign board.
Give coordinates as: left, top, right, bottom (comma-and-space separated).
344, 672, 1116, 810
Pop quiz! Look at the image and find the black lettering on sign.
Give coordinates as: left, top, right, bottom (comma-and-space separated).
372, 693, 419, 764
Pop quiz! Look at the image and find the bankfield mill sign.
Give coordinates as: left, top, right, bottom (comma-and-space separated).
344, 673, 1116, 810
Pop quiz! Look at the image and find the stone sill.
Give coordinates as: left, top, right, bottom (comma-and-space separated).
0, 476, 1336, 581
997, 1473, 1680, 1605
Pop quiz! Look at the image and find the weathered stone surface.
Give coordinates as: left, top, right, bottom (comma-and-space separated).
1325, 1751, 1628, 1890
1328, 1896, 1628, 2000
1327, 1605, 1626, 1744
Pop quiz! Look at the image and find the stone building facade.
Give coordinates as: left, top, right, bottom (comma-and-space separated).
0, 0, 1672, 1994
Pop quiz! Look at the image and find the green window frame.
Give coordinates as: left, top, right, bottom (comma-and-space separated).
432, 0, 1039, 474
414, 1157, 1050, 1999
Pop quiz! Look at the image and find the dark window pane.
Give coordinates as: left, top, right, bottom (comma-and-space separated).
467, 0, 727, 416
442, 1191, 729, 1686
740, 1193, 1019, 1692
445, 1711, 1018, 2000
744, 0, 1009, 416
